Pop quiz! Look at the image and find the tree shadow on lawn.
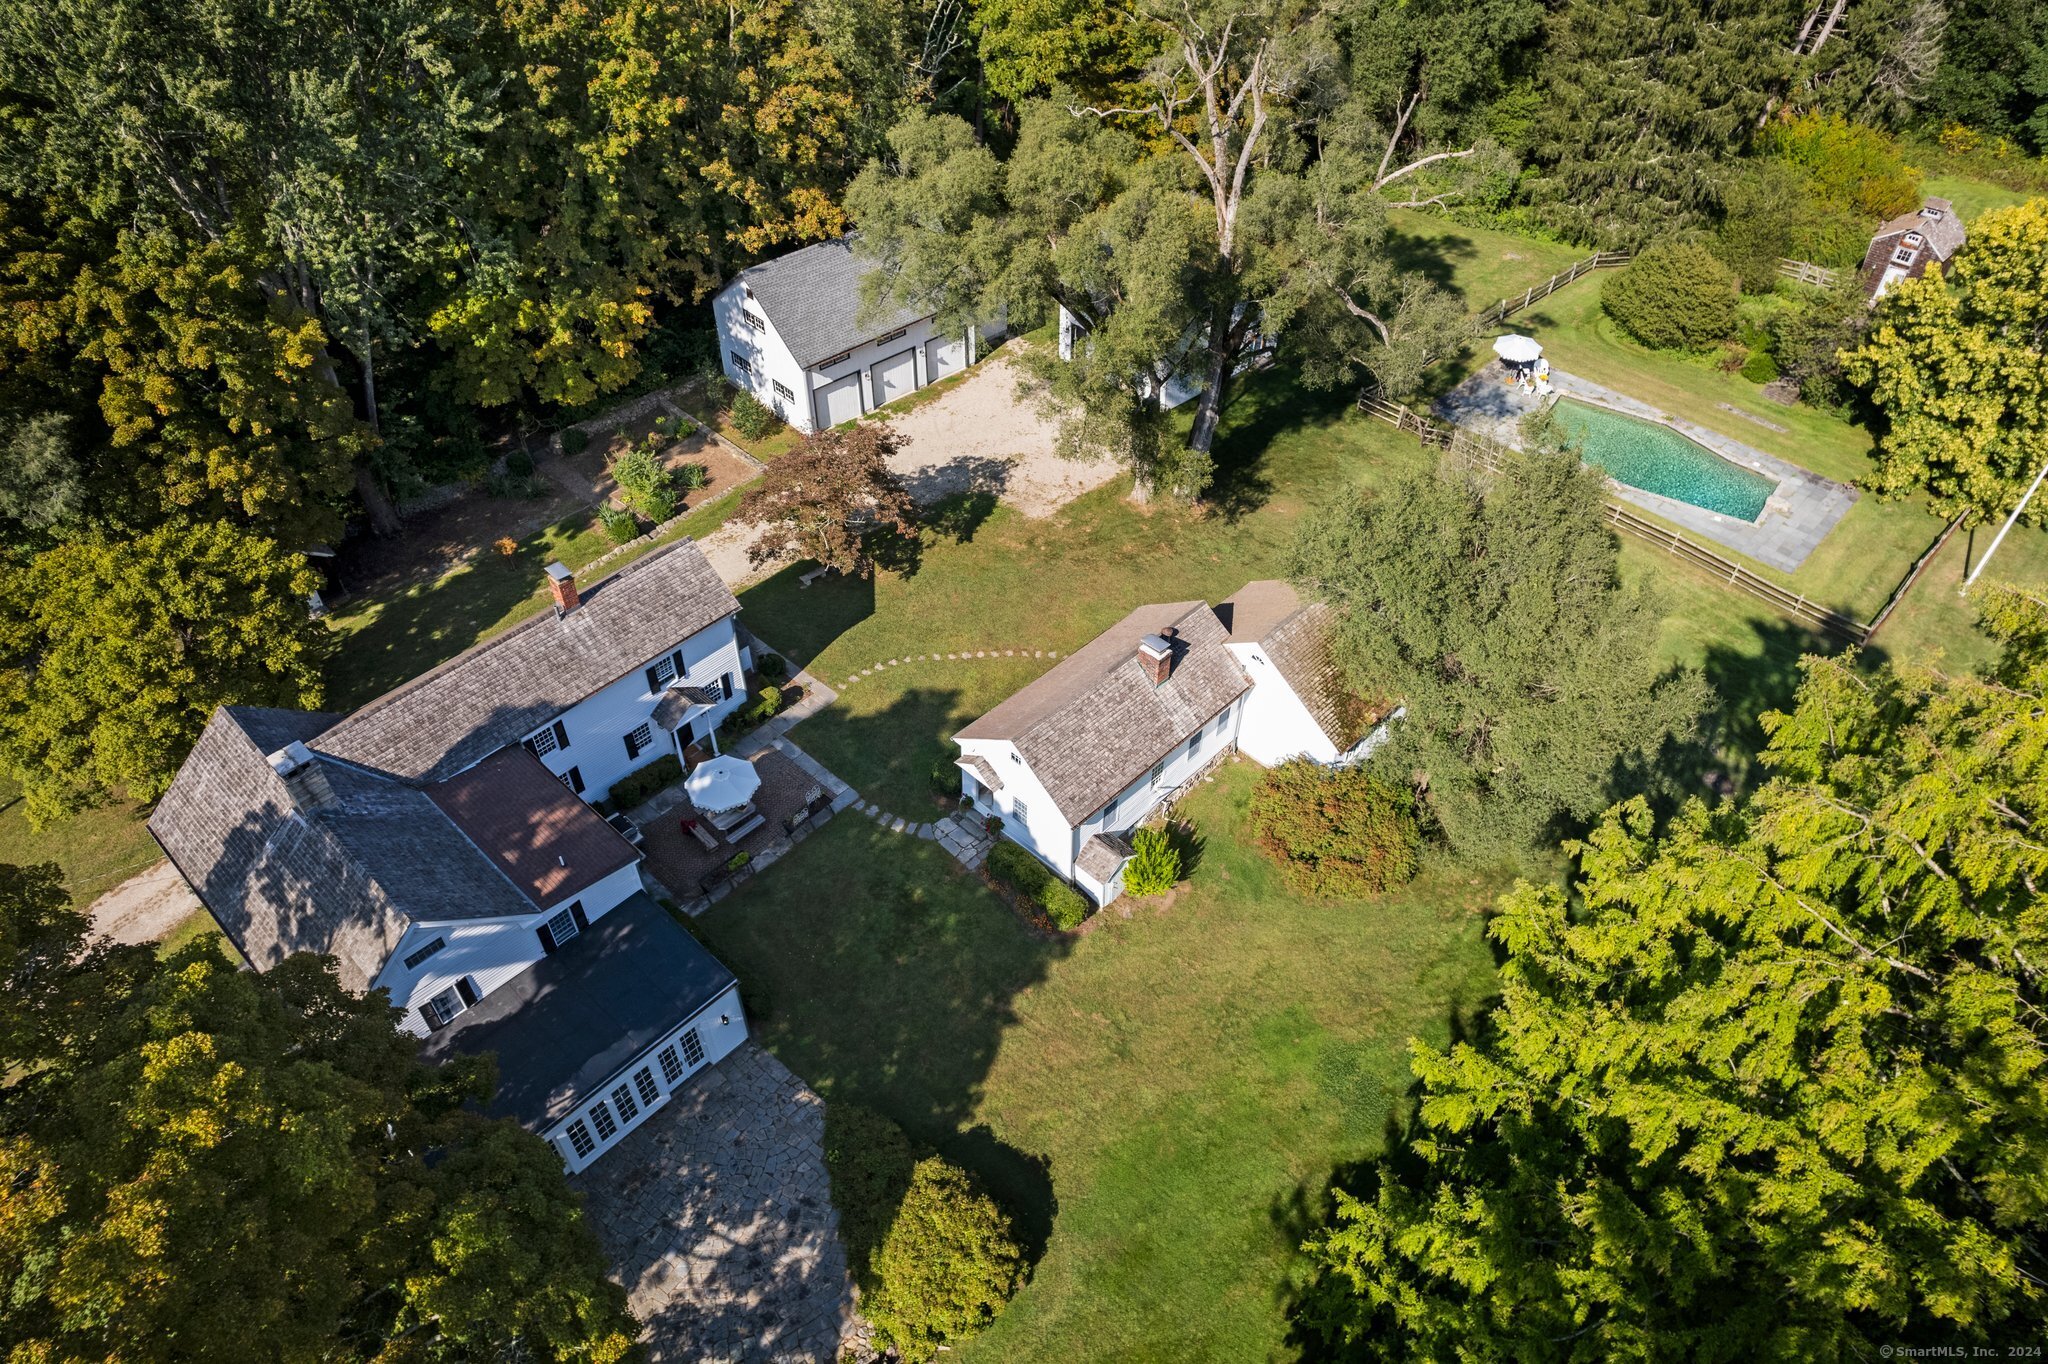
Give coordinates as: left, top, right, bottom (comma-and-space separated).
794, 681, 985, 821
736, 562, 877, 672
1206, 367, 1356, 522
1382, 224, 1480, 299
692, 820, 1067, 1271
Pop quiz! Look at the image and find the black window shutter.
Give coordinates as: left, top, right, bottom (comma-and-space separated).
538, 924, 557, 955
523, 737, 539, 757
720, 673, 734, 699
455, 977, 479, 1007
565, 766, 585, 793
623, 730, 641, 760
645, 665, 662, 693
570, 902, 588, 931
672, 648, 687, 675
553, 720, 571, 749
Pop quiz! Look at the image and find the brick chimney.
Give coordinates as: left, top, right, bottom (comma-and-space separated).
1137, 631, 1174, 686
267, 740, 338, 814
546, 561, 579, 614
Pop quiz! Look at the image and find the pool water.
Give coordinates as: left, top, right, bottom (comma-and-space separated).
1551, 398, 1778, 522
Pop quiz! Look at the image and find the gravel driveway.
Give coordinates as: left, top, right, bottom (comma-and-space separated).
883, 355, 1117, 517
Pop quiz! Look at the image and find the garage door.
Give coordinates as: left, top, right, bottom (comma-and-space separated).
873, 348, 918, 407
814, 373, 861, 428
926, 333, 967, 382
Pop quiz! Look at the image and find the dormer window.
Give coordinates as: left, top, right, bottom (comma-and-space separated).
1921, 207, 1945, 221
1904, 232, 1924, 247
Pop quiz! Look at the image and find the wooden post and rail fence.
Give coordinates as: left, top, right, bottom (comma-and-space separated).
1354, 392, 1887, 643
1471, 250, 1841, 331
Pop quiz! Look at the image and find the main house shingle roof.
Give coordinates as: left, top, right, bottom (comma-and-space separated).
956, 601, 1251, 823
314, 538, 738, 783
728, 235, 928, 370
150, 539, 736, 994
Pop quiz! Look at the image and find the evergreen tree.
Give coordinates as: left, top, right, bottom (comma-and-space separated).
1290, 444, 1710, 857
1294, 586, 2048, 1359
0, 866, 639, 1362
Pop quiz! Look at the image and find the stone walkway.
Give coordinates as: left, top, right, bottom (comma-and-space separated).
844, 802, 995, 871
575, 1042, 858, 1364
1434, 367, 1858, 571
833, 645, 1061, 693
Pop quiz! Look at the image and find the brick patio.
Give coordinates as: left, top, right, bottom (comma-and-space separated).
574, 1042, 857, 1363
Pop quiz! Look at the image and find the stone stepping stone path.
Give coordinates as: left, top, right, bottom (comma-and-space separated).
836, 648, 1060, 690
852, 800, 990, 870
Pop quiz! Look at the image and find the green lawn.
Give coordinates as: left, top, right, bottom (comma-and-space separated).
1920, 173, 2032, 224
695, 765, 1500, 1363
1384, 209, 1588, 313
0, 776, 161, 906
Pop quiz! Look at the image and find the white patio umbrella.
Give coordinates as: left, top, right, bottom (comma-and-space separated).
685, 755, 761, 815
1492, 334, 1543, 363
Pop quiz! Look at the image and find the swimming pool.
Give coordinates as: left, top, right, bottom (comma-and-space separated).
1551, 398, 1779, 522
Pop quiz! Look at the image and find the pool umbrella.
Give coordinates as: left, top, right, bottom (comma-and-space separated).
1492, 334, 1543, 363
685, 755, 761, 815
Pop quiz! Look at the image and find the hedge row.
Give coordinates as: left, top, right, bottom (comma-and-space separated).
986, 840, 1090, 929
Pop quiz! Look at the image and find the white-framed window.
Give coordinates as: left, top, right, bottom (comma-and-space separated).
680, 1028, 706, 1068
611, 1082, 639, 1123
628, 721, 653, 753
590, 1101, 618, 1140
653, 655, 678, 689
1149, 757, 1167, 786
818, 350, 852, 368
547, 906, 580, 947
565, 1120, 596, 1158
730, 351, 752, 374
404, 936, 446, 970
1009, 796, 1029, 825
740, 309, 766, 333
878, 326, 908, 343
658, 1044, 684, 1084
1185, 730, 1201, 761
634, 1067, 659, 1106
529, 725, 558, 757
421, 987, 465, 1030
1892, 245, 1917, 266
773, 380, 794, 400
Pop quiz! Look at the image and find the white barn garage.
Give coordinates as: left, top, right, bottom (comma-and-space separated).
711, 235, 995, 433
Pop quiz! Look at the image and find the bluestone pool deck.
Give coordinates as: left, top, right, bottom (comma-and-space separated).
1433, 367, 1858, 572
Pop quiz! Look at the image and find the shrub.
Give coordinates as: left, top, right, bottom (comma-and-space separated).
1768, 283, 1871, 406
987, 840, 1090, 928
675, 461, 710, 491
725, 850, 751, 873
1740, 347, 1781, 383
930, 759, 961, 799
1762, 110, 1922, 221
823, 1104, 917, 1266
606, 754, 682, 810
754, 684, 784, 717
1247, 759, 1421, 899
598, 506, 639, 544
754, 652, 788, 682
1121, 827, 1180, 897
863, 1158, 1024, 1362
1602, 242, 1740, 351
505, 447, 536, 478
729, 389, 781, 441
561, 427, 590, 457
611, 446, 677, 521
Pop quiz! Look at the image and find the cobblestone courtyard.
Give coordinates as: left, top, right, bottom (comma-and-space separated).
574, 1043, 857, 1362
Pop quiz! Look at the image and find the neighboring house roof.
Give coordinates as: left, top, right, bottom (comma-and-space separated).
150, 708, 545, 993
1076, 832, 1134, 882
1219, 580, 1382, 753
1869, 197, 1966, 259
421, 892, 737, 1130
728, 235, 927, 369
315, 538, 739, 784
426, 748, 639, 909
956, 601, 1251, 823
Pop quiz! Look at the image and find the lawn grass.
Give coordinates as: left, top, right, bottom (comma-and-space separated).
0, 776, 161, 906
157, 907, 230, 960
1919, 173, 2032, 224
695, 765, 1501, 1363
1384, 209, 1588, 312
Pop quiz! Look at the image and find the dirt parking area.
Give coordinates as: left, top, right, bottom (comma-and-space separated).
883, 356, 1117, 517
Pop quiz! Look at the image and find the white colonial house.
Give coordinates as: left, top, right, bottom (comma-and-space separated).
713, 235, 998, 433
953, 580, 1391, 906
151, 540, 755, 1173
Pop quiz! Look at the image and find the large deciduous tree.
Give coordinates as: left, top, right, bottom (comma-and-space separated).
1290, 441, 1709, 857
0, 865, 639, 1361
738, 422, 918, 576
0, 521, 328, 824
1843, 198, 2048, 523
1293, 586, 2048, 1359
